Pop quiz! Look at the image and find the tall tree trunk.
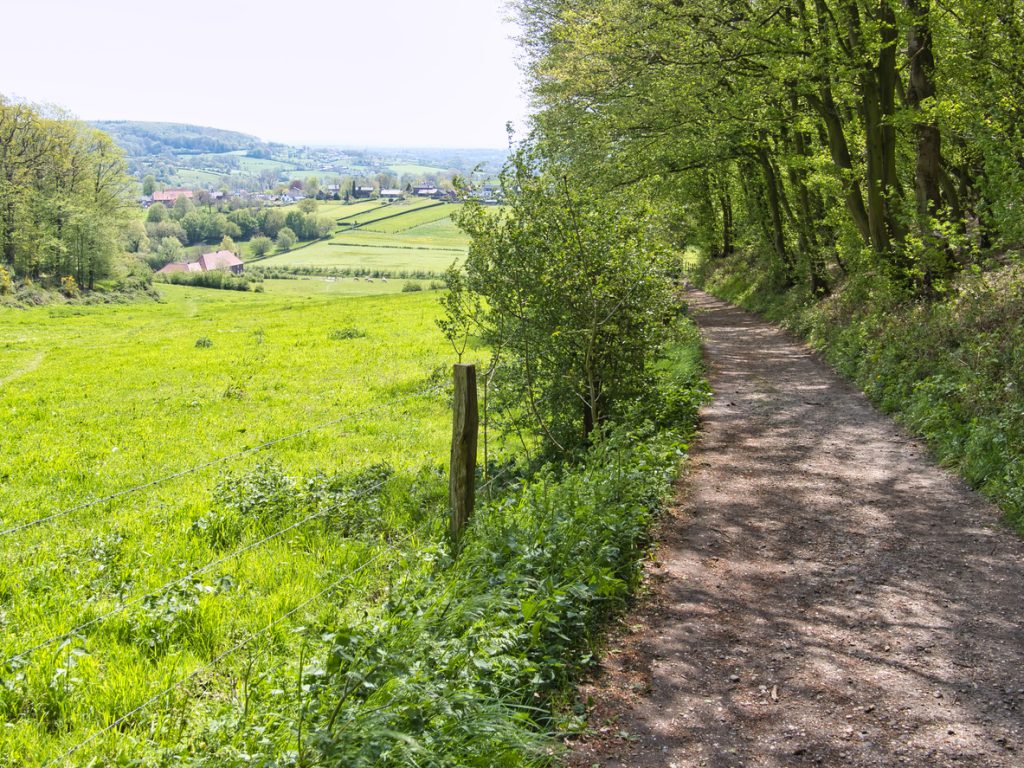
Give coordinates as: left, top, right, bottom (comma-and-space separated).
905, 0, 943, 218
755, 146, 793, 282
808, 0, 872, 246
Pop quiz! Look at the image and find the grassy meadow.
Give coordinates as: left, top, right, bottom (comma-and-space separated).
256, 200, 469, 274
0, 284, 469, 764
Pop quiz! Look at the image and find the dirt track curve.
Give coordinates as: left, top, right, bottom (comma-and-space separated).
567, 290, 1024, 767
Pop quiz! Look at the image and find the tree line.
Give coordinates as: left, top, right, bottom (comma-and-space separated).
516, 0, 1024, 297
0, 96, 131, 291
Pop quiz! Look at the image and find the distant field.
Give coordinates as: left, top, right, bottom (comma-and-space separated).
328, 199, 387, 220
389, 163, 449, 176
233, 156, 297, 173
274, 199, 384, 220
255, 239, 460, 273
172, 168, 227, 186
262, 277, 441, 297
332, 218, 469, 250
360, 203, 459, 233
338, 198, 440, 227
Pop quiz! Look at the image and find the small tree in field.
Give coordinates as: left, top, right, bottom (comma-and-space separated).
275, 227, 297, 252
447, 147, 676, 454
250, 236, 273, 259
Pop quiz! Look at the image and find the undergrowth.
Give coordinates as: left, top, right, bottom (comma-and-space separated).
13, 319, 707, 766
695, 253, 1024, 532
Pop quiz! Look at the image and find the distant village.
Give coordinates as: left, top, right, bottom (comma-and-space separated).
140, 182, 500, 210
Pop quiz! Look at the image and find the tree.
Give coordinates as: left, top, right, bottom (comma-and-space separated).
250, 235, 273, 258
448, 148, 676, 452
259, 207, 286, 238
171, 194, 194, 220
219, 235, 237, 254
275, 226, 296, 252
146, 202, 167, 223
142, 174, 156, 196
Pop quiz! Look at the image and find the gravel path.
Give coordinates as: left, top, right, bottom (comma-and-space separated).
567, 290, 1024, 767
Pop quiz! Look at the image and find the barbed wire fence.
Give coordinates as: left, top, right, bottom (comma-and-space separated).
1, 362, 509, 766
0, 385, 444, 539
40, 517, 436, 768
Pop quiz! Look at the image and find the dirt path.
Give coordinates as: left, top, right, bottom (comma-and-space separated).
567, 290, 1024, 767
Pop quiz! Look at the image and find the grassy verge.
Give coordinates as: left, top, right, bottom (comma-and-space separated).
693, 252, 1024, 532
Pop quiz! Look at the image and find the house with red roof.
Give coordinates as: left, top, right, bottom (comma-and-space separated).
157, 250, 244, 276
149, 188, 194, 206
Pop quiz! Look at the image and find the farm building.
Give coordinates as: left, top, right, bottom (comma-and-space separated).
353, 186, 375, 199
157, 250, 244, 276
149, 188, 194, 206
379, 188, 404, 200
413, 185, 438, 197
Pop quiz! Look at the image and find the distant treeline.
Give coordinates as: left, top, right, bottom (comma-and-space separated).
91, 120, 264, 157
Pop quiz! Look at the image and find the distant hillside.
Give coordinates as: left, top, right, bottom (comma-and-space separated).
91, 121, 265, 157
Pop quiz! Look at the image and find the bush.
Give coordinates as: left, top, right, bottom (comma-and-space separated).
154, 270, 257, 292
329, 327, 366, 340
401, 281, 423, 292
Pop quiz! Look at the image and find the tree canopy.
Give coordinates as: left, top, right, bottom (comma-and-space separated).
1, 96, 133, 289
516, 0, 1024, 297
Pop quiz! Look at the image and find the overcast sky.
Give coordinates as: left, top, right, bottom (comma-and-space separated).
0, 0, 529, 148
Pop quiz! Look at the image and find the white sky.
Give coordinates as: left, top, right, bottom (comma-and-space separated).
0, 0, 529, 149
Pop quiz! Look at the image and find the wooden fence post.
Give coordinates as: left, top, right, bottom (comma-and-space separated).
449, 363, 478, 547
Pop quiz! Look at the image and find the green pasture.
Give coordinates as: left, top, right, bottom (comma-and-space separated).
262, 277, 442, 297
171, 168, 227, 186
255, 239, 460, 273
332, 217, 469, 250
389, 163, 449, 176
0, 287, 463, 764
360, 202, 459, 234
336, 198, 439, 227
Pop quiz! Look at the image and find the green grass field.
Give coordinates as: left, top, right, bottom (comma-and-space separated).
336, 198, 439, 227
254, 239, 460, 273
331, 217, 469, 249
171, 168, 227, 186
359, 203, 460, 234
0, 286, 462, 764
262, 277, 442, 296
388, 163, 449, 176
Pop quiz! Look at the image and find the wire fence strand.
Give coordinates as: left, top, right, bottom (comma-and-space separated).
41, 520, 432, 768
4, 476, 391, 670
0, 384, 443, 539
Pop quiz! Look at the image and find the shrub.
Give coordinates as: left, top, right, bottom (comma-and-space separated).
329, 327, 366, 340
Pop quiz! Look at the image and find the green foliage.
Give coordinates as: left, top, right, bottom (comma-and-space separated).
450, 147, 676, 453
249, 235, 273, 259
0, 97, 131, 291
154, 269, 258, 292
517, 0, 1024, 299
146, 202, 168, 223
276, 226, 297, 252
328, 326, 366, 340
401, 280, 423, 292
